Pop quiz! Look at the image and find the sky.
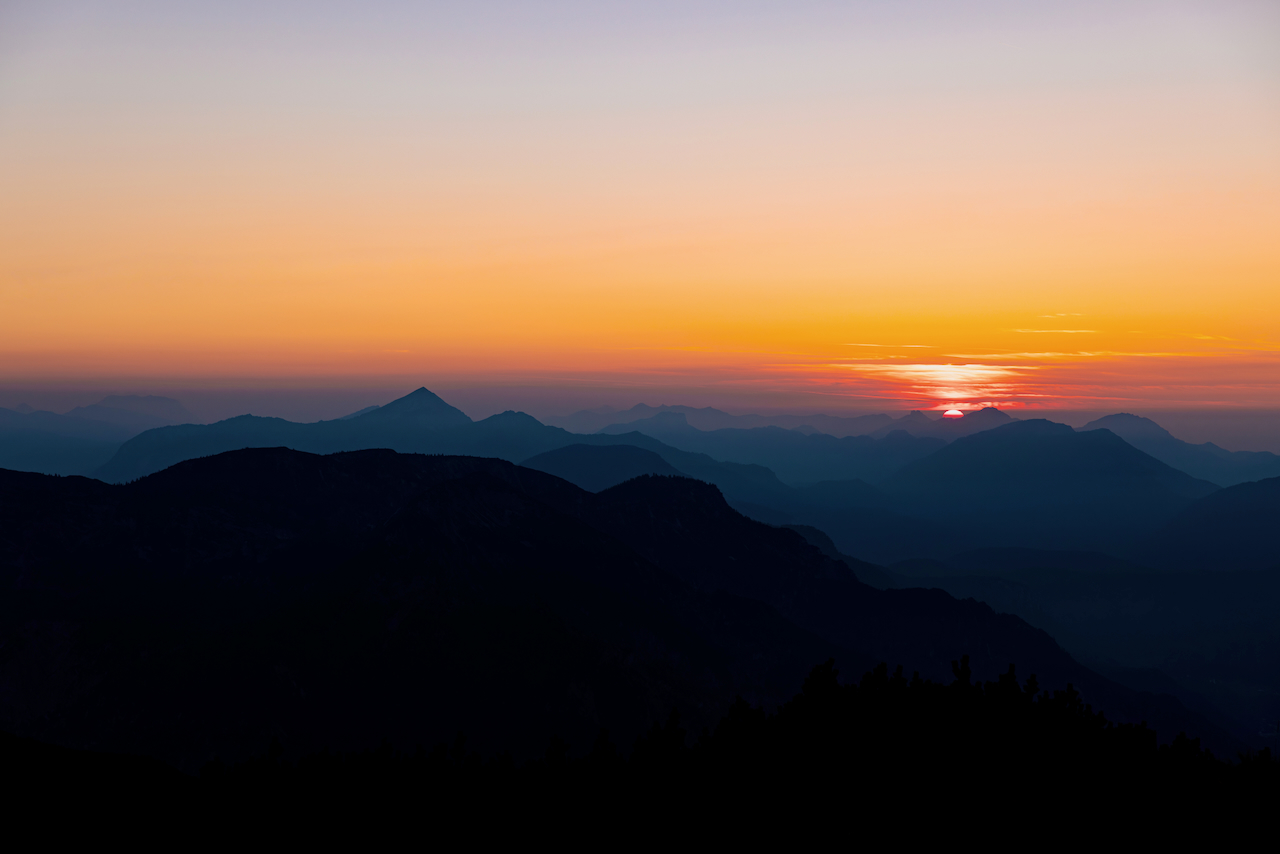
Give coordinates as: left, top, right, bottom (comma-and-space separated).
2, 0, 1278, 417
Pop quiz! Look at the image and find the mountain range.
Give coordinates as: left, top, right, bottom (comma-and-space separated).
78, 389, 1275, 570
546, 404, 897, 437
0, 396, 192, 476
596, 411, 945, 485
0, 447, 1238, 770
1082, 413, 1280, 487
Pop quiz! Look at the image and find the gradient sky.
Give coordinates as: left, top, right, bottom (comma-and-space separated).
2, 0, 1278, 412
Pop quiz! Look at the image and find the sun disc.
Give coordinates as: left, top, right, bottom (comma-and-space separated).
943, 409, 964, 418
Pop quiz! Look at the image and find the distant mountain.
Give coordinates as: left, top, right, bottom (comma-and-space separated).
522, 444, 683, 492
94, 388, 539, 482
337, 405, 380, 420
1081, 413, 1280, 487
0, 407, 134, 476
1144, 475, 1280, 572
351, 386, 471, 427
880, 420, 1219, 554
598, 410, 698, 436
65, 395, 194, 432
93, 389, 795, 510
779, 479, 974, 566
0, 396, 195, 477
597, 412, 944, 485
875, 549, 1280, 738
548, 404, 894, 437
582, 431, 794, 508
0, 448, 1236, 766
62, 405, 174, 432
865, 407, 1015, 441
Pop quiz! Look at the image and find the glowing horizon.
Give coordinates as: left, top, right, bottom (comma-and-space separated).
2, 1, 1278, 412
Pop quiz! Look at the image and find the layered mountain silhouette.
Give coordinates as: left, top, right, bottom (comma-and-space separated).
93, 389, 797, 511
349, 386, 472, 427
65, 395, 193, 432
0, 395, 193, 477
1144, 475, 1280, 572
597, 412, 945, 485
549, 403, 895, 437
94, 389, 573, 483
865, 406, 1016, 441
0, 447, 1238, 770
878, 420, 1219, 554
522, 444, 682, 492
1082, 413, 1280, 487
90, 390, 1251, 568
880, 546, 1280, 737
0, 406, 135, 476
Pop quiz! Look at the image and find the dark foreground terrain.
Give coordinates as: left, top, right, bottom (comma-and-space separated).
2, 446, 1275, 835
6, 658, 1276, 839
0, 449, 1241, 761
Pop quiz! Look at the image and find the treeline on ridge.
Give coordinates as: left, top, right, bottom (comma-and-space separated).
12, 657, 1277, 825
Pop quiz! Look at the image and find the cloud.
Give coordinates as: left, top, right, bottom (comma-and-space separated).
944, 352, 1081, 359
835, 362, 1035, 401
1013, 329, 1099, 334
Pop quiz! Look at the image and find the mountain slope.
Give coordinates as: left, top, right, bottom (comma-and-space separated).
521, 444, 683, 492
0, 450, 838, 769
549, 403, 894, 437
353, 386, 472, 427
0, 408, 135, 476
1081, 413, 1280, 487
598, 412, 945, 484
0, 448, 1238, 768
866, 406, 1015, 441
93, 389, 566, 482
1144, 475, 1280, 572
881, 420, 1219, 554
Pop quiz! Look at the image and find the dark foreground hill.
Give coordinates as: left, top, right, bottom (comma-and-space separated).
8, 659, 1274, 838
0, 449, 1238, 771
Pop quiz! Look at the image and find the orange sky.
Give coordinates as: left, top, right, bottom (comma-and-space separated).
2, 1, 1278, 411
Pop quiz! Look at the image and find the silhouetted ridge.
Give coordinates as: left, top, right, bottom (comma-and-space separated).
1084, 413, 1175, 441
877, 419, 1219, 553
1146, 475, 1280, 571
1082, 413, 1280, 487
867, 406, 1015, 441
592, 418, 944, 486
354, 387, 471, 425
522, 444, 683, 492
0, 447, 1241, 771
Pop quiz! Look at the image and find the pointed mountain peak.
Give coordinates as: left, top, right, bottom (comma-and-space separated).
358, 388, 472, 425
